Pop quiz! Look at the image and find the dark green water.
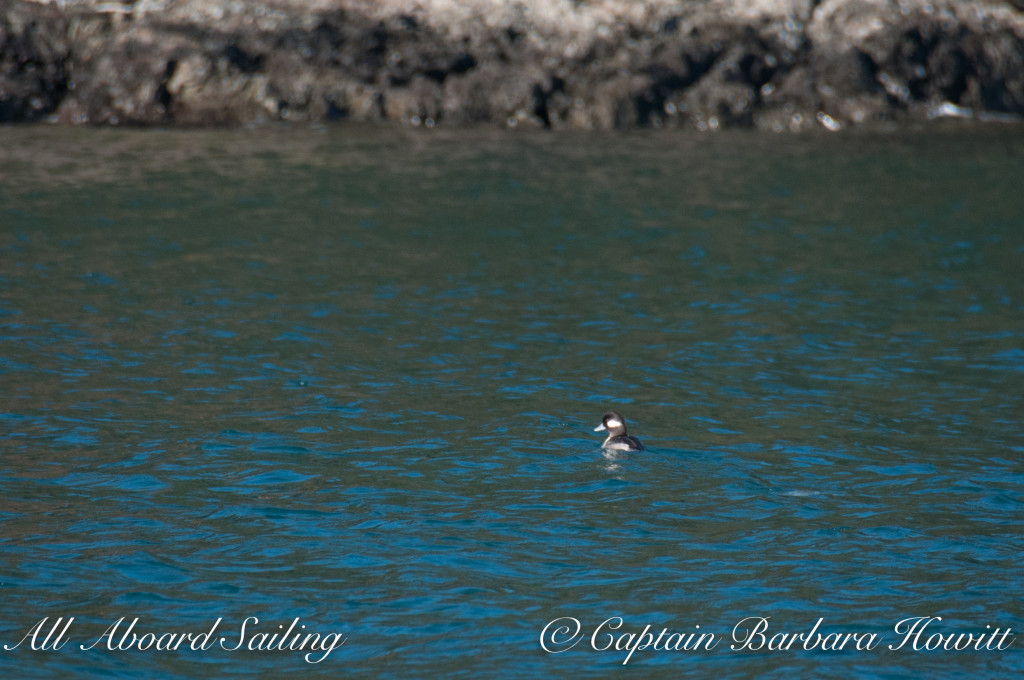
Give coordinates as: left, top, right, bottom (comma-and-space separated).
1, 124, 1022, 678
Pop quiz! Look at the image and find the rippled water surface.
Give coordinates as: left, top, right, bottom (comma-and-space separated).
1, 124, 1023, 678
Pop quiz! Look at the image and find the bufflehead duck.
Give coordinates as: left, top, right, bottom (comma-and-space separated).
593, 411, 644, 451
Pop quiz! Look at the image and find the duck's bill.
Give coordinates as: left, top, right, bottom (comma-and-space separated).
594, 424, 606, 432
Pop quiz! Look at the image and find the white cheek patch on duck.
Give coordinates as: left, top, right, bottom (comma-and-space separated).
605, 418, 623, 429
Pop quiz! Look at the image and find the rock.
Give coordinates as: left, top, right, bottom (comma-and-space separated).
0, 0, 69, 122
1, 0, 1023, 129
808, 0, 1024, 122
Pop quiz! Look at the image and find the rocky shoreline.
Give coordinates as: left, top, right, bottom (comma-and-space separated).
2, 0, 1023, 130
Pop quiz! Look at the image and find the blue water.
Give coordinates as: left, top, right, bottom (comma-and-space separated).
1, 125, 1022, 678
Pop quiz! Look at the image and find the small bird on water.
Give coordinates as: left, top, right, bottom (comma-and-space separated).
593, 411, 645, 451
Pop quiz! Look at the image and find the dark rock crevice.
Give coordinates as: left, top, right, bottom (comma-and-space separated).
0, 1, 70, 122
222, 43, 264, 74
153, 57, 175, 117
